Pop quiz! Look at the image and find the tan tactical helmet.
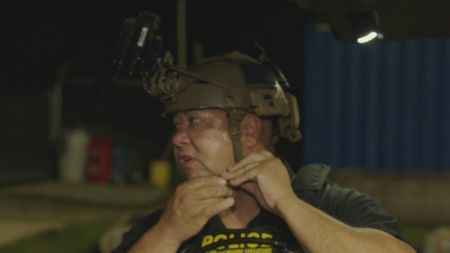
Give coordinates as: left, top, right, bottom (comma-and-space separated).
145, 51, 301, 162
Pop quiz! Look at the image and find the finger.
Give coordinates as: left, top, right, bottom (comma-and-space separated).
228, 150, 272, 172
222, 162, 259, 180
192, 185, 233, 200
183, 176, 226, 190
200, 197, 235, 218
188, 196, 230, 214
175, 177, 226, 202
193, 195, 231, 206
229, 168, 259, 186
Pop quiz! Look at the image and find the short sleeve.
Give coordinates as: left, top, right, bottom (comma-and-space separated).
292, 163, 406, 241
316, 183, 405, 240
112, 209, 164, 253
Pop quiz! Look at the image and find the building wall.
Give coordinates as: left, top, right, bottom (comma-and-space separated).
302, 25, 450, 172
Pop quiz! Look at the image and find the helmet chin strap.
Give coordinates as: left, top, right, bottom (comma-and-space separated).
227, 110, 246, 163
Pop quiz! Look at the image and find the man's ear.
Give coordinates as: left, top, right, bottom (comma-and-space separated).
241, 114, 263, 148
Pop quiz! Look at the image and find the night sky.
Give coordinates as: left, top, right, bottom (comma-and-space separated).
4, 1, 309, 93
1, 1, 309, 172
4, 2, 163, 92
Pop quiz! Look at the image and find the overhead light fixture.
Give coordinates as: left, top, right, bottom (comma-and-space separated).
347, 11, 383, 44
357, 31, 384, 44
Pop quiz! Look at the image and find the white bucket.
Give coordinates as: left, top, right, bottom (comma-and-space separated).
58, 127, 90, 183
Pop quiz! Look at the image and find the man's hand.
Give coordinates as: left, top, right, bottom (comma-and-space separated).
157, 176, 234, 244
221, 150, 296, 215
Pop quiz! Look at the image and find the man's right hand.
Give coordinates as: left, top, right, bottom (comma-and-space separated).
156, 176, 234, 244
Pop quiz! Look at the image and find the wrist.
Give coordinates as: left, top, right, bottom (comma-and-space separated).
153, 219, 184, 248
128, 218, 182, 253
274, 193, 299, 217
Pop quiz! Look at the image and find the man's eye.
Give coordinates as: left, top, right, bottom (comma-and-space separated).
173, 122, 181, 129
188, 117, 200, 125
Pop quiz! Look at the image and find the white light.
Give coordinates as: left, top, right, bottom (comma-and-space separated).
137, 27, 149, 47
357, 31, 378, 44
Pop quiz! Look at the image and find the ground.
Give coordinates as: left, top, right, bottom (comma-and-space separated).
0, 181, 168, 253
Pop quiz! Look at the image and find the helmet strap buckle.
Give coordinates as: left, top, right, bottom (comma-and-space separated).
228, 110, 246, 163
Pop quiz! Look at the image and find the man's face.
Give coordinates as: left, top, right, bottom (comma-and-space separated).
172, 109, 235, 179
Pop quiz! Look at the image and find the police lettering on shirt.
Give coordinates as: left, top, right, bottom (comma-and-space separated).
200, 231, 274, 253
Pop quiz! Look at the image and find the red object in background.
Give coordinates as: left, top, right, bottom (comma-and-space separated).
85, 136, 113, 182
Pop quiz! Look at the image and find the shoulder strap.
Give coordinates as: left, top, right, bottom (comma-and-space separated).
292, 163, 330, 191
291, 163, 331, 204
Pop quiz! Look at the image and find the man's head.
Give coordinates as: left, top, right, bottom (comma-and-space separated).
145, 51, 301, 177
171, 108, 273, 178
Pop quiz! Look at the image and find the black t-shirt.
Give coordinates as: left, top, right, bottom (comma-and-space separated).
113, 163, 405, 253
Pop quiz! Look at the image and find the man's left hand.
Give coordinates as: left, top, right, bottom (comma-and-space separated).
221, 150, 297, 215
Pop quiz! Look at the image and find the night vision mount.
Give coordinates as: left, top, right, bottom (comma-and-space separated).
111, 11, 188, 98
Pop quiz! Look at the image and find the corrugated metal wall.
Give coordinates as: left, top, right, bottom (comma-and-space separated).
302, 25, 450, 172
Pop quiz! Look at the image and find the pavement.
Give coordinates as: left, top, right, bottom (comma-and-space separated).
0, 180, 168, 249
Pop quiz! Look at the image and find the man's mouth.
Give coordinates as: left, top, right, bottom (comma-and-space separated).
177, 154, 193, 166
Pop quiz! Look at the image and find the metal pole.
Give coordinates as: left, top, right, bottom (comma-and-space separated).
48, 60, 70, 141
177, 0, 187, 67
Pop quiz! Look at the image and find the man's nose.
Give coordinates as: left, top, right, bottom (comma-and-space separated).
172, 126, 190, 148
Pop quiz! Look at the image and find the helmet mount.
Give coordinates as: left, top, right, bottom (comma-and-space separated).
144, 51, 301, 163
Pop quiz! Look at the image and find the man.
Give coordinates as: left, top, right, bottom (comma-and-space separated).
113, 51, 415, 253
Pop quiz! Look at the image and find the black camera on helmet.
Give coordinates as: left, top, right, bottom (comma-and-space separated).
112, 11, 164, 80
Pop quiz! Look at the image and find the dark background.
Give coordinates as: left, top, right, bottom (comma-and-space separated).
1, 0, 309, 180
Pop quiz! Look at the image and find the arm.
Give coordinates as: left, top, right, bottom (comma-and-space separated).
115, 176, 234, 253
222, 150, 415, 253
127, 220, 180, 253
276, 194, 415, 253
